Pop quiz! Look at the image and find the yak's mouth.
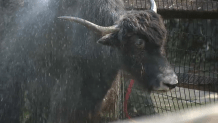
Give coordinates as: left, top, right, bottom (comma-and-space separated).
122, 70, 178, 93
152, 82, 178, 93
163, 83, 178, 90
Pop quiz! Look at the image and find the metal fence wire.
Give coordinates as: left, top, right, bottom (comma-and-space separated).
99, 0, 218, 122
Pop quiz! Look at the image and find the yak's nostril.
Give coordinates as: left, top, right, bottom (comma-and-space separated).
163, 83, 177, 89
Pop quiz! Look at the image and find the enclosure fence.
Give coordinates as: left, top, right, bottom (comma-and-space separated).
99, 0, 218, 122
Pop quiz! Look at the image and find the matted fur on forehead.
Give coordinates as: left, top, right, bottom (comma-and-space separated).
116, 10, 167, 46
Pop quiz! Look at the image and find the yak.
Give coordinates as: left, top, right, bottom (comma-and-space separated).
0, 0, 178, 123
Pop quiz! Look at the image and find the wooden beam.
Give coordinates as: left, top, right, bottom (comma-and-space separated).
126, 8, 218, 19
158, 9, 218, 19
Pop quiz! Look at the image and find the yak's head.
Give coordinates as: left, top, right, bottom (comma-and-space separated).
59, 0, 178, 92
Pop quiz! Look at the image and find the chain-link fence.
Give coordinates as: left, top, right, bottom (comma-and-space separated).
99, 0, 218, 122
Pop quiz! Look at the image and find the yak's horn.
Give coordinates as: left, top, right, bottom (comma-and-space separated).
150, 0, 157, 13
58, 16, 119, 35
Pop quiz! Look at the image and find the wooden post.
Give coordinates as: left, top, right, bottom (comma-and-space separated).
99, 70, 122, 121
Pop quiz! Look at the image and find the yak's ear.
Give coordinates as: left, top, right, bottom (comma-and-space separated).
97, 33, 119, 47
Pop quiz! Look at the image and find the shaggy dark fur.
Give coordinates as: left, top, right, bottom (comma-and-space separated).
117, 11, 167, 46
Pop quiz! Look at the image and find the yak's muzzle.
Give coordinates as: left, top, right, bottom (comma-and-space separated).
153, 69, 178, 92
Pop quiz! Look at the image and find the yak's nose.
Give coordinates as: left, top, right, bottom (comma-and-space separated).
162, 73, 178, 89
156, 70, 178, 91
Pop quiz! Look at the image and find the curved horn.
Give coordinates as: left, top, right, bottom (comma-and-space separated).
58, 16, 119, 35
150, 0, 157, 13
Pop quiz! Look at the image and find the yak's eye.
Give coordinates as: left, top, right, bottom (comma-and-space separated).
135, 39, 145, 49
